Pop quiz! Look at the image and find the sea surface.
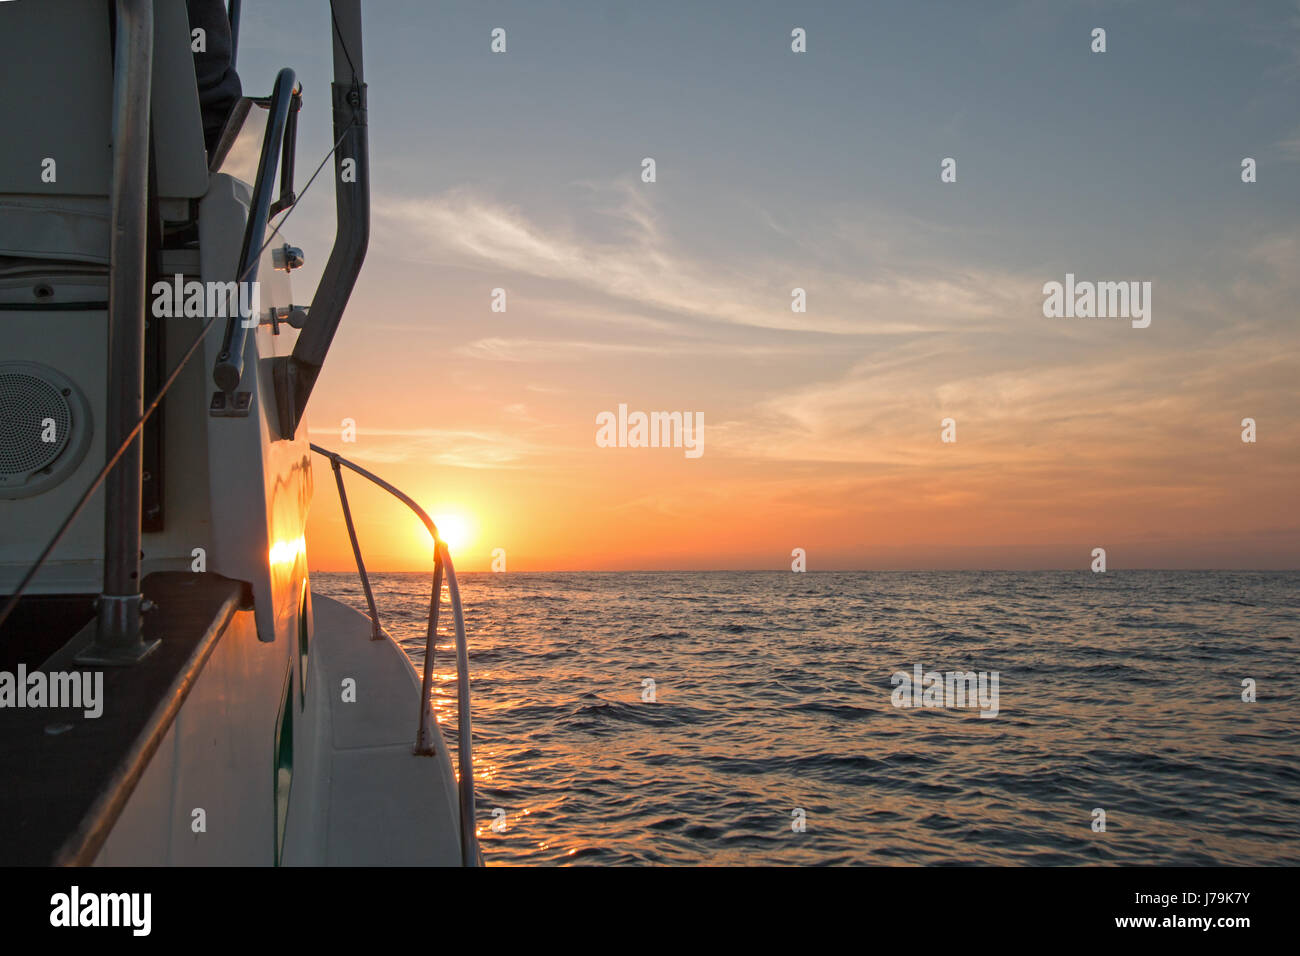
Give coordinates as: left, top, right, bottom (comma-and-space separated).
313, 570, 1299, 866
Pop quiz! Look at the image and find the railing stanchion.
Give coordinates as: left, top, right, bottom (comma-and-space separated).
329, 453, 382, 640
310, 443, 480, 865
440, 542, 477, 865
415, 551, 444, 755
76, 0, 159, 667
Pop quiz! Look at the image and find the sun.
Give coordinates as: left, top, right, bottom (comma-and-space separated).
431, 512, 474, 553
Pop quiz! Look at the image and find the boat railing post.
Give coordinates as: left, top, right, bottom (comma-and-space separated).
440, 543, 478, 865
78, 0, 160, 666
414, 551, 444, 755
328, 454, 383, 640
309, 444, 481, 865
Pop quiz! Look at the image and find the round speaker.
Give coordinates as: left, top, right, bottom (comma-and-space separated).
0, 361, 92, 499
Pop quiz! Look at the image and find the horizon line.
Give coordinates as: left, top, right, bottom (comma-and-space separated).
309, 567, 1300, 574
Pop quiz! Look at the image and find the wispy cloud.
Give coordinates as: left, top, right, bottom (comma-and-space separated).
1277, 127, 1300, 162
456, 335, 840, 363
457, 338, 666, 362
306, 425, 544, 469
375, 185, 1036, 337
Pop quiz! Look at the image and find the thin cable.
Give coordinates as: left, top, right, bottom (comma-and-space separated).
328, 0, 358, 84
0, 119, 355, 631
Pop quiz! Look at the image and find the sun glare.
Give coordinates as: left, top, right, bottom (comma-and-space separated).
431, 512, 474, 553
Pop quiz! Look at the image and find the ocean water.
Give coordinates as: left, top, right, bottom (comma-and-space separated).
312, 570, 1300, 866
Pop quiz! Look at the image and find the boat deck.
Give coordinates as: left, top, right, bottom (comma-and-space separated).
0, 572, 250, 865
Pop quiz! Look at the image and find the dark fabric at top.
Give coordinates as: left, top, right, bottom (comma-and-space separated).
186, 0, 242, 156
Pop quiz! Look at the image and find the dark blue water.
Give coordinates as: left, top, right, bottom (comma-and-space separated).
313, 570, 1299, 865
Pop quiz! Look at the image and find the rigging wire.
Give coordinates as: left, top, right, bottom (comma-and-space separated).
328, 0, 358, 86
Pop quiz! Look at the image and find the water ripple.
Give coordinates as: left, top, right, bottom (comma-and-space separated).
315, 570, 1300, 866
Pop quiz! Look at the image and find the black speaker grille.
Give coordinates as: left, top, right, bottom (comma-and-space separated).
0, 370, 73, 478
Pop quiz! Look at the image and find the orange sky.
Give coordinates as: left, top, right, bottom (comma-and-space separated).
252, 2, 1300, 573
302, 314, 1299, 572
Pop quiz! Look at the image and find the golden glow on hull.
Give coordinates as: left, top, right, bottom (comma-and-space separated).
269, 535, 307, 567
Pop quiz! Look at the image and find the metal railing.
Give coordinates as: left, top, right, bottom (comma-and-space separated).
309, 444, 479, 866
212, 67, 301, 398
76, 0, 159, 666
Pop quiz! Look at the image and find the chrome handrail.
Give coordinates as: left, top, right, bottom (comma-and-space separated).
212, 67, 300, 396
78, 0, 159, 666
309, 444, 479, 866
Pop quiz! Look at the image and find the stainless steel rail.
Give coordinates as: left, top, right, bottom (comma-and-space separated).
212, 67, 300, 397
77, 0, 158, 666
309, 444, 480, 866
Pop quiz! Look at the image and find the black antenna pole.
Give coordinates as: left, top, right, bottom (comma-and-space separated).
272, 0, 369, 439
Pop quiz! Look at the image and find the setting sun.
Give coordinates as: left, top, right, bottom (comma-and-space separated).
431, 512, 474, 554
